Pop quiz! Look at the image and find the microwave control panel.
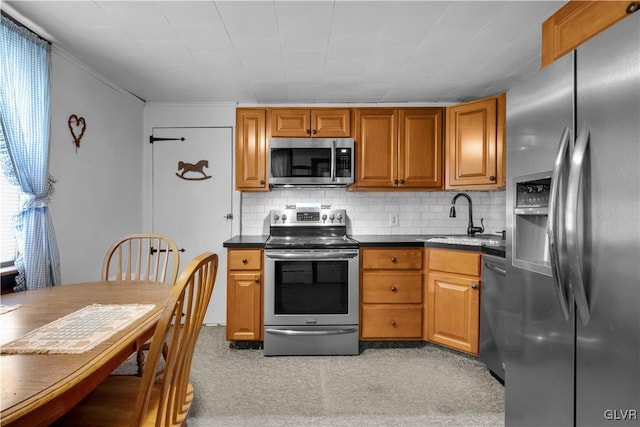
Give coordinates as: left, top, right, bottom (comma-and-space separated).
515, 178, 551, 208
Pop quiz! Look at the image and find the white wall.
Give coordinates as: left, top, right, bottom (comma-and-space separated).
48, 49, 145, 284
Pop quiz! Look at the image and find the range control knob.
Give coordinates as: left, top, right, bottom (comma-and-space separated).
329, 214, 335, 223
273, 214, 280, 221
281, 214, 287, 223
336, 213, 343, 222
321, 214, 327, 222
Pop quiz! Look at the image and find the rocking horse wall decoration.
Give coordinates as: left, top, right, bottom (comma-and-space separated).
67, 114, 86, 153
176, 159, 211, 181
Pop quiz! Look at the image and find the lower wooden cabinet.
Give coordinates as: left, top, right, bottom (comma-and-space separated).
226, 249, 263, 341
425, 249, 481, 355
225, 245, 483, 355
360, 248, 423, 340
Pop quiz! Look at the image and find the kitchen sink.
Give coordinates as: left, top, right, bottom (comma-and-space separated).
415, 235, 504, 247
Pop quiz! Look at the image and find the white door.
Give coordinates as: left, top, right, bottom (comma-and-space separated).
152, 127, 233, 324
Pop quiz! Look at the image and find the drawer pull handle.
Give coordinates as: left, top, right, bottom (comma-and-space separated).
242, 258, 248, 264
390, 286, 397, 292
390, 320, 397, 327
391, 257, 397, 263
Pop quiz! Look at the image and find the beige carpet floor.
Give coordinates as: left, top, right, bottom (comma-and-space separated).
181, 325, 505, 426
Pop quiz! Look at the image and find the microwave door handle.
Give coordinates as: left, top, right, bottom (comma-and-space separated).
566, 121, 591, 326
331, 140, 336, 182
547, 126, 572, 321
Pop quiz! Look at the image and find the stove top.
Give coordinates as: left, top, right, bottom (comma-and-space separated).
265, 206, 358, 249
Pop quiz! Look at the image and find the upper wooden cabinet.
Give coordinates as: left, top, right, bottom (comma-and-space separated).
235, 109, 268, 191
542, 1, 634, 67
445, 94, 505, 190
270, 108, 351, 137
353, 107, 443, 190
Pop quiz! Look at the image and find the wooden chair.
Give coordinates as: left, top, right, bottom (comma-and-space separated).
53, 252, 219, 427
103, 233, 180, 375
102, 233, 180, 285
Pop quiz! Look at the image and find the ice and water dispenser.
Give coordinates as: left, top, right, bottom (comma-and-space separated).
512, 173, 553, 275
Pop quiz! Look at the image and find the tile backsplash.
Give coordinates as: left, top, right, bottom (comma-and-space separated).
241, 189, 506, 237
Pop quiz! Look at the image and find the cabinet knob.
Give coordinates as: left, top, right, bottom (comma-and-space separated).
471, 284, 479, 289
306, 129, 311, 134
393, 179, 399, 185
390, 286, 397, 292
391, 257, 397, 263
399, 179, 405, 184
390, 320, 397, 327
255, 277, 260, 283
489, 176, 496, 181
242, 258, 248, 264
259, 180, 265, 185
312, 129, 317, 135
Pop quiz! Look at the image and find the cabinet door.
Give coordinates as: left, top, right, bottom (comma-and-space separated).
398, 108, 443, 189
235, 109, 268, 191
353, 108, 398, 188
226, 272, 262, 341
270, 108, 310, 137
542, 1, 631, 67
426, 272, 480, 355
312, 108, 351, 137
446, 94, 505, 189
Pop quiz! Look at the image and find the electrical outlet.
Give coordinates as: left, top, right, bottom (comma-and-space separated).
389, 213, 399, 227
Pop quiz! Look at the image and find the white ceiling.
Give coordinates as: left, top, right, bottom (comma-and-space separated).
4, 1, 565, 104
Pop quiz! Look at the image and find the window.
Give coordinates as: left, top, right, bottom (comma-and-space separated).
0, 172, 20, 266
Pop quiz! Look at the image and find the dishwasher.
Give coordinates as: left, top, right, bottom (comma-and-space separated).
480, 253, 506, 384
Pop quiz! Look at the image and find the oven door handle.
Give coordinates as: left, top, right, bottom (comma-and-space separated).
265, 328, 358, 336
265, 252, 358, 260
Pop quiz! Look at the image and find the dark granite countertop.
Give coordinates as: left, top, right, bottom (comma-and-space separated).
223, 234, 505, 258
353, 234, 505, 258
222, 235, 269, 248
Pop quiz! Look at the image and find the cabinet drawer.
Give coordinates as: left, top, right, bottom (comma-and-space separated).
362, 272, 422, 304
362, 248, 423, 270
428, 249, 480, 277
361, 305, 422, 339
228, 249, 262, 270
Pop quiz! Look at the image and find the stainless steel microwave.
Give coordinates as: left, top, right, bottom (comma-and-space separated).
268, 138, 354, 187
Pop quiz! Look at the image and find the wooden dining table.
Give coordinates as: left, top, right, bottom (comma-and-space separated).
0, 281, 171, 427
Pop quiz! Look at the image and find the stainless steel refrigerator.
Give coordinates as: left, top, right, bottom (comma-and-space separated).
505, 11, 639, 427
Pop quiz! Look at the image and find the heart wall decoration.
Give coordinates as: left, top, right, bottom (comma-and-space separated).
67, 114, 86, 152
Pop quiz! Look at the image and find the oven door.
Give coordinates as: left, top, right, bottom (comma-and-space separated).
264, 249, 359, 327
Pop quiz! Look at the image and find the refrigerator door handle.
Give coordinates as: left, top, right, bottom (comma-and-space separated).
566, 121, 591, 326
547, 126, 572, 320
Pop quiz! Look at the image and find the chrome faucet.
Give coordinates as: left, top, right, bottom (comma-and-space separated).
449, 193, 484, 236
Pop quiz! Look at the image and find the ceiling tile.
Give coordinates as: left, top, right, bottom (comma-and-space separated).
5, 0, 566, 103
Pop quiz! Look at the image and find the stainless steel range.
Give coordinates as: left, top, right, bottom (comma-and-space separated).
263, 205, 359, 356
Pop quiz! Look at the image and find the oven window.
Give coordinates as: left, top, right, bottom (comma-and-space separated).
271, 148, 332, 178
274, 260, 348, 315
